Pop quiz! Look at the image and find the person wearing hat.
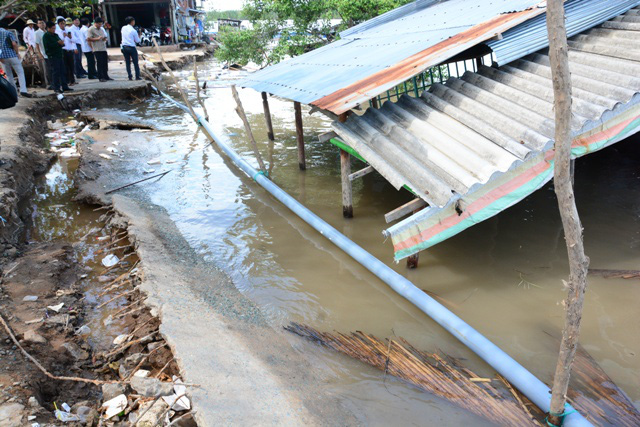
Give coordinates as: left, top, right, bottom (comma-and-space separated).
22, 19, 36, 51
56, 17, 77, 85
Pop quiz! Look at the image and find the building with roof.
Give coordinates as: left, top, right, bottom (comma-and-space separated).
239, 0, 640, 263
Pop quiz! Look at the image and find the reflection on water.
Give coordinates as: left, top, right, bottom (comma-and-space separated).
31, 60, 639, 423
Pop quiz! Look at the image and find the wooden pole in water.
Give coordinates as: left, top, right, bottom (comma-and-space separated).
338, 112, 353, 218
294, 101, 306, 170
340, 149, 353, 218
231, 85, 267, 173
406, 200, 425, 269
262, 92, 275, 142
547, 1, 590, 425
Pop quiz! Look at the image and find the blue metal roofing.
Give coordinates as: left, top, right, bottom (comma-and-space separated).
239, 0, 546, 113
487, 0, 640, 66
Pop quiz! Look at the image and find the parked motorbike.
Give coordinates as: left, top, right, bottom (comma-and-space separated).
138, 26, 160, 46
160, 26, 172, 45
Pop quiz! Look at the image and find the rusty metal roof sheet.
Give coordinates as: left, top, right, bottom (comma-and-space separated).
239, 0, 547, 114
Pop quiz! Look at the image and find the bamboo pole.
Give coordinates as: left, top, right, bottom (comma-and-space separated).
230, 85, 267, 173
193, 60, 209, 122
546, 1, 590, 425
294, 101, 306, 170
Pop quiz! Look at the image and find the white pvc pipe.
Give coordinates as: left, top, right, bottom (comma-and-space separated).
163, 92, 591, 426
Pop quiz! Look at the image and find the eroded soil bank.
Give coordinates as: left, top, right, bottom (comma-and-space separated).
0, 88, 197, 425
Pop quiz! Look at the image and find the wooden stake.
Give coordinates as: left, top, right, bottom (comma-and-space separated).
193, 60, 209, 121
261, 92, 275, 141
231, 85, 267, 173
340, 149, 353, 218
547, 1, 590, 425
294, 101, 306, 170
570, 158, 575, 187
406, 200, 426, 269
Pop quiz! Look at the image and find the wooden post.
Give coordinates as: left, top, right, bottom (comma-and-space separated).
371, 97, 379, 109
340, 149, 353, 218
475, 56, 483, 70
406, 200, 425, 269
262, 92, 275, 142
294, 101, 305, 170
547, 0, 590, 425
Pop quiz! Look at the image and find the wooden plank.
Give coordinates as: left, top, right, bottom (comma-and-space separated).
340, 149, 353, 218
349, 165, 374, 181
318, 131, 338, 143
294, 101, 306, 170
385, 198, 428, 224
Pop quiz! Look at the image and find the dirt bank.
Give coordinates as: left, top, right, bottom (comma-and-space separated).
71, 97, 361, 425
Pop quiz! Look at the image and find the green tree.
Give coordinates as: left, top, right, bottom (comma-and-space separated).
215, 0, 412, 67
1, 0, 90, 22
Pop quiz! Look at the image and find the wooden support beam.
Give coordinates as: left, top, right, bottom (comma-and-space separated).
318, 131, 338, 143
294, 101, 306, 170
570, 158, 575, 187
262, 92, 275, 142
384, 198, 428, 224
371, 97, 379, 109
349, 165, 373, 181
340, 149, 353, 218
475, 56, 483, 70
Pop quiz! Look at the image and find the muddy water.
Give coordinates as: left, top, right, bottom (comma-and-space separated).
32, 59, 640, 424
26, 158, 139, 350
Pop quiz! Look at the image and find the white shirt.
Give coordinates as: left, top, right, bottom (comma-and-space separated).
80, 25, 91, 52
34, 28, 47, 59
70, 24, 82, 46
120, 24, 140, 47
23, 26, 36, 47
56, 25, 76, 51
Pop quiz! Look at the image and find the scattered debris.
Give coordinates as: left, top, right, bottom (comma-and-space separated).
102, 394, 127, 419
588, 269, 640, 279
102, 254, 120, 268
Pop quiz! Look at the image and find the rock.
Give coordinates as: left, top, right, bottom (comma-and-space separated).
45, 314, 69, 325
102, 383, 126, 401
75, 405, 98, 425
147, 341, 163, 352
135, 399, 169, 427
171, 412, 197, 427
27, 397, 39, 408
113, 334, 128, 346
97, 276, 112, 283
75, 325, 91, 336
130, 376, 174, 397
61, 342, 89, 360
23, 329, 46, 344
133, 369, 150, 378
0, 402, 24, 426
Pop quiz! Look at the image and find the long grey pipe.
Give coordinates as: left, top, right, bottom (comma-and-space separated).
162, 92, 591, 426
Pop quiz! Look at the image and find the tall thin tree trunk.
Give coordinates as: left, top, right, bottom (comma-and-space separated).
546, 0, 590, 425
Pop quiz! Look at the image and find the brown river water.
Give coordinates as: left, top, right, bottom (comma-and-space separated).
27, 60, 640, 424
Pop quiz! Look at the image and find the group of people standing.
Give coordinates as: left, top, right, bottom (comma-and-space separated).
1, 15, 141, 96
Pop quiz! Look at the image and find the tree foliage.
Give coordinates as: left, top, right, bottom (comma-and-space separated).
215, 0, 412, 66
1, 0, 90, 22
205, 9, 245, 22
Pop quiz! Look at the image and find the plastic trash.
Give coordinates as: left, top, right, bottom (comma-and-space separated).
102, 394, 127, 419
147, 158, 162, 165
99, 154, 113, 160
47, 303, 64, 313
133, 369, 150, 378
102, 254, 119, 268
22, 295, 38, 302
161, 376, 191, 411
54, 402, 81, 421
75, 325, 91, 336
113, 334, 129, 346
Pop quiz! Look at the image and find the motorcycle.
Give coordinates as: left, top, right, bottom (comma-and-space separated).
138, 26, 160, 46
160, 26, 172, 45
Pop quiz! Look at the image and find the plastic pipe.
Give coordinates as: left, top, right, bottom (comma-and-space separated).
162, 92, 591, 426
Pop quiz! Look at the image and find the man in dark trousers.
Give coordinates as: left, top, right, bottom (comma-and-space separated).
79, 18, 96, 79
120, 16, 141, 80
71, 17, 87, 78
43, 21, 72, 93
87, 17, 110, 82
56, 17, 76, 85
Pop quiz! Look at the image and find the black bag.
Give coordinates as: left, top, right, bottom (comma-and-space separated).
0, 73, 18, 109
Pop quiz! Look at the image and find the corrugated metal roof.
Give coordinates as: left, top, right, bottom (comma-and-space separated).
487, 0, 640, 66
239, 0, 547, 114
330, 7, 640, 258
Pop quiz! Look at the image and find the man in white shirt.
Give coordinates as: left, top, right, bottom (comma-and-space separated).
56, 17, 77, 84
79, 18, 96, 79
120, 16, 141, 80
70, 17, 87, 78
22, 20, 36, 51
34, 18, 52, 88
